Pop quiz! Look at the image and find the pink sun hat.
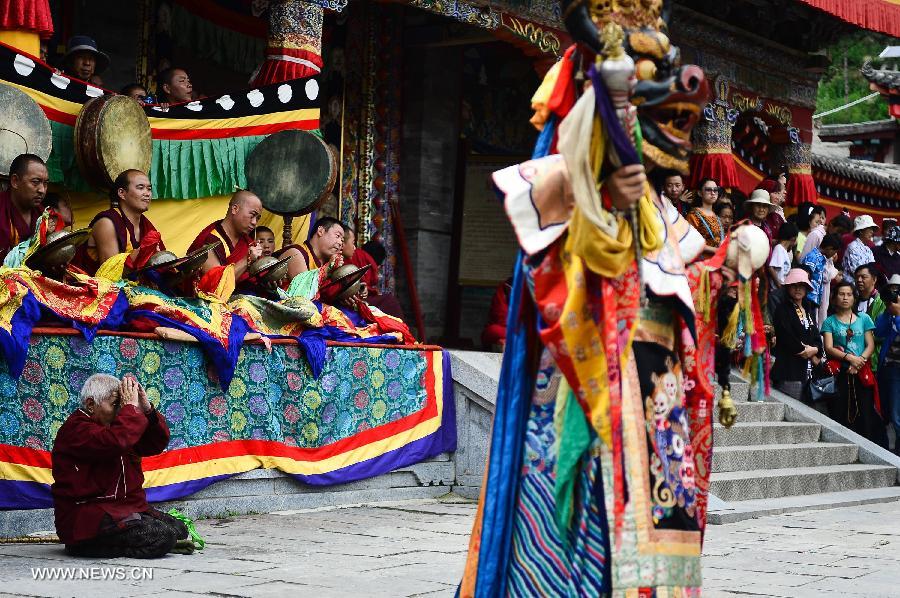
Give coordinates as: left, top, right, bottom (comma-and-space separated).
783, 268, 813, 289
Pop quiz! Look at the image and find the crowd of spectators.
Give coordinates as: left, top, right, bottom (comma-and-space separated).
48, 34, 199, 108
673, 172, 900, 454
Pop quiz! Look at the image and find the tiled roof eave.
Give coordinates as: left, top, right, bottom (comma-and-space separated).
812, 153, 900, 193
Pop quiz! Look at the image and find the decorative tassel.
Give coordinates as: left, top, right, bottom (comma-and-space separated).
721, 300, 740, 349
741, 354, 752, 379
755, 354, 765, 401
742, 281, 754, 337
696, 267, 711, 322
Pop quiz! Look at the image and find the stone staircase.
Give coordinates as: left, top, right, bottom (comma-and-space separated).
709, 374, 900, 523
449, 353, 900, 524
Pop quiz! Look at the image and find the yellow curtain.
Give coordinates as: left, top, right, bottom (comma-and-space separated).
67, 193, 312, 255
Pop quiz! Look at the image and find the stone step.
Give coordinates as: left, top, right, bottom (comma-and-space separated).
713, 421, 820, 446
712, 442, 859, 473
713, 400, 785, 423
715, 380, 751, 403
710, 464, 897, 502
708, 485, 900, 524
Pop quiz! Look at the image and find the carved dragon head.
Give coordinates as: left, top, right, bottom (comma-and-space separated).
562, 0, 709, 172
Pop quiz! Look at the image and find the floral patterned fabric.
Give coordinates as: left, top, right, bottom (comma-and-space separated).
0, 334, 454, 508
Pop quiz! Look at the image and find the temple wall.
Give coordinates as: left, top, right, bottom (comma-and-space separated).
398, 44, 464, 338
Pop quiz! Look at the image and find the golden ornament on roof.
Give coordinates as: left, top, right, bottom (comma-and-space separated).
588, 0, 663, 29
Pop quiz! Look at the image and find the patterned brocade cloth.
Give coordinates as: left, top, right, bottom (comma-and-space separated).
123, 286, 250, 389
0, 335, 455, 508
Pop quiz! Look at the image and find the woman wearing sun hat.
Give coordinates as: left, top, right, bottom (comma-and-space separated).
771, 268, 823, 399
743, 188, 776, 242
843, 215, 877, 283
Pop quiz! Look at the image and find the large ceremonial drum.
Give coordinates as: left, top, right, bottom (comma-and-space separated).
74, 95, 152, 189
0, 83, 51, 176
245, 129, 336, 217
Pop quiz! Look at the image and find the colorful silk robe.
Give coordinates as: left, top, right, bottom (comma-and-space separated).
460, 150, 723, 597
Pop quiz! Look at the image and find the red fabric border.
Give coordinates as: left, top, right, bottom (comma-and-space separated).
796, 0, 900, 37
786, 173, 817, 207
150, 119, 319, 140
40, 104, 77, 126
0, 0, 53, 38
688, 153, 740, 189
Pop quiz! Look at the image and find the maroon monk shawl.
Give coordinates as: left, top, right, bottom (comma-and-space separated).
189, 220, 252, 280
73, 208, 166, 275
0, 190, 42, 264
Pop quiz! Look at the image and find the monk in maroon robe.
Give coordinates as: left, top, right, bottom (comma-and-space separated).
189, 190, 263, 283
52, 374, 188, 558
277, 216, 345, 279
0, 154, 48, 263
75, 169, 165, 275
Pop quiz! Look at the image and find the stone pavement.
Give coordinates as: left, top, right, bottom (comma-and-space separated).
1, 495, 899, 597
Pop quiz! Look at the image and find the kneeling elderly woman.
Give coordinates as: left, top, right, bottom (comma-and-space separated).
51, 374, 189, 558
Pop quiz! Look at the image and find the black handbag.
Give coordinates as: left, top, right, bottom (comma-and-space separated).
804, 363, 837, 403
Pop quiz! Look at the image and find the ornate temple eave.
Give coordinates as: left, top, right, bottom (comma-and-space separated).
426, 0, 562, 29
394, 0, 568, 56
671, 6, 820, 110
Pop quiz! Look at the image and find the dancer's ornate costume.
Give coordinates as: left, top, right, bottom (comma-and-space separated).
457, 1, 746, 595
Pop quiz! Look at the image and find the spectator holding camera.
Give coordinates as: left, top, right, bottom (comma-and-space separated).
822, 282, 887, 448
876, 274, 900, 454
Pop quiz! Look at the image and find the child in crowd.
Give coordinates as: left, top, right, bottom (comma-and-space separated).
769, 222, 798, 289
767, 222, 799, 318
801, 233, 841, 327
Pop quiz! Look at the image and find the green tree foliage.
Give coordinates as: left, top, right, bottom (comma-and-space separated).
816, 32, 900, 124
